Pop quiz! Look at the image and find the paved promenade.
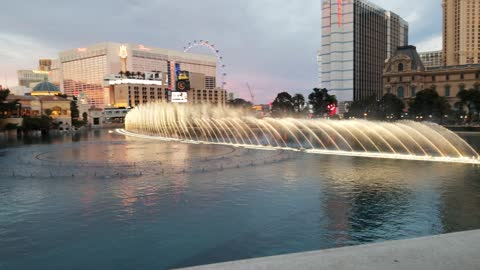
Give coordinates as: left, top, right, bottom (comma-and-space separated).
176, 230, 480, 270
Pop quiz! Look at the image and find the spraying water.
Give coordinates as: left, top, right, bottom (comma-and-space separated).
122, 102, 480, 164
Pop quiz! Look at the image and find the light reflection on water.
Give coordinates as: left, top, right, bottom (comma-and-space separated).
0, 130, 479, 270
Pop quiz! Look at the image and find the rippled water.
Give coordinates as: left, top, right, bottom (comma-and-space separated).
1, 130, 480, 270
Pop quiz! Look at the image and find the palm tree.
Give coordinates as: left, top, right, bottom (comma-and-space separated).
292, 93, 305, 114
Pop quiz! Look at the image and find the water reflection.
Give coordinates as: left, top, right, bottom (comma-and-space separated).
0, 130, 479, 270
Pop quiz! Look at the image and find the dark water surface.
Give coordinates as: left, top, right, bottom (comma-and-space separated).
1, 130, 480, 270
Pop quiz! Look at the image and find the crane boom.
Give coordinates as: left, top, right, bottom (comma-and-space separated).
246, 83, 255, 105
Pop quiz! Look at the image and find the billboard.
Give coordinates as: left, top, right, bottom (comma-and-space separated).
177, 71, 190, 81
176, 70, 191, 91
171, 92, 188, 103
176, 80, 190, 91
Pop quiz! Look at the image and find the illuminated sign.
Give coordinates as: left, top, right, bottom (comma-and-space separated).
337, 0, 342, 26
119, 45, 128, 59
169, 61, 176, 90
171, 92, 188, 103
327, 103, 337, 116
32, 70, 50, 75
175, 63, 181, 78
107, 79, 163, 86
176, 80, 190, 91
177, 71, 189, 81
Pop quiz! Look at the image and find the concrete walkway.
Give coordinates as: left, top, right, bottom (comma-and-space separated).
175, 230, 480, 270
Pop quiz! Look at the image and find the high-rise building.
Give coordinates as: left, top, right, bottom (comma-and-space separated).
17, 70, 49, 88
443, 0, 480, 66
48, 59, 62, 88
58, 42, 217, 108
38, 59, 52, 71
419, 50, 444, 68
319, 0, 408, 102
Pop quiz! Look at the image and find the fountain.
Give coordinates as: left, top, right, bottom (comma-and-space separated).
120, 102, 480, 164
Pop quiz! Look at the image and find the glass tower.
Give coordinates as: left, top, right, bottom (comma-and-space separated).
319, 0, 408, 102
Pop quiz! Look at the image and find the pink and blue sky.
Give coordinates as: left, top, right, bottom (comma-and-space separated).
0, 0, 442, 103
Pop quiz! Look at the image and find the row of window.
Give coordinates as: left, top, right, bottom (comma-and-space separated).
388, 72, 480, 82
387, 84, 480, 98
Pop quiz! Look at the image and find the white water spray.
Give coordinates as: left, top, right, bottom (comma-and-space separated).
122, 103, 480, 165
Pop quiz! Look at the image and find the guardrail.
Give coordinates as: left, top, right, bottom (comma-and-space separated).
175, 230, 480, 270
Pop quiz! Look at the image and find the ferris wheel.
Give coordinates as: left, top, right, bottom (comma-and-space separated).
183, 40, 227, 89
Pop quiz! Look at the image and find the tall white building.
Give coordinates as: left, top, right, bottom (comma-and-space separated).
319, 0, 408, 102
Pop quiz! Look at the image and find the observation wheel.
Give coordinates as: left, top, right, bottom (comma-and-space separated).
184, 40, 227, 89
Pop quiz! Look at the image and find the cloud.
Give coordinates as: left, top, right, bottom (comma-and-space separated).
0, 0, 442, 102
0, 32, 59, 87
415, 34, 443, 52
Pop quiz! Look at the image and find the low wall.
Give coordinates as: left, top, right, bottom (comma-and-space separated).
176, 230, 480, 270
0, 118, 23, 130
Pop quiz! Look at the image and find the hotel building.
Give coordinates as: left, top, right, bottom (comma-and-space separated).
58, 42, 217, 108
104, 72, 226, 108
383, 45, 480, 105
443, 0, 480, 66
17, 70, 49, 88
319, 0, 408, 102
419, 50, 444, 68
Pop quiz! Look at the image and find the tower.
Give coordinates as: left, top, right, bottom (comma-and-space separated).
443, 0, 480, 65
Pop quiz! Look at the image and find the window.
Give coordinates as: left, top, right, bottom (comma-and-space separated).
432, 76, 436, 81
398, 63, 404, 72
446, 74, 450, 81
397, 87, 405, 98
411, 86, 416, 97
445, 86, 451, 97
460, 73, 464, 80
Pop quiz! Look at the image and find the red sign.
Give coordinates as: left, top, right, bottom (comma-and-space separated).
337, 0, 342, 26
327, 103, 337, 116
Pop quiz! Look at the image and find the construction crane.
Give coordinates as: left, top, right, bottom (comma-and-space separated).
246, 83, 255, 105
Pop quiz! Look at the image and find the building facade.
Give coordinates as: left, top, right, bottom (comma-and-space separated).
6, 95, 72, 129
319, 0, 408, 102
443, 0, 480, 66
188, 88, 227, 105
38, 59, 52, 71
105, 72, 226, 107
17, 70, 49, 88
48, 59, 62, 88
383, 46, 480, 105
419, 50, 443, 68
58, 42, 217, 108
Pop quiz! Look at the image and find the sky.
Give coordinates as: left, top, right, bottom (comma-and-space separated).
0, 0, 443, 103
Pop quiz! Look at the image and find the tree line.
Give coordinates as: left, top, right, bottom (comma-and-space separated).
344, 87, 480, 123
270, 88, 338, 117
230, 86, 480, 124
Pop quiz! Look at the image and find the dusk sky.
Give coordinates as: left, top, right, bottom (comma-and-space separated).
0, 0, 443, 103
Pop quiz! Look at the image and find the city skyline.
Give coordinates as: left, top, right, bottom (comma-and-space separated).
0, 0, 443, 103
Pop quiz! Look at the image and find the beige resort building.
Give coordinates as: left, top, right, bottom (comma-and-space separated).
383, 46, 480, 105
